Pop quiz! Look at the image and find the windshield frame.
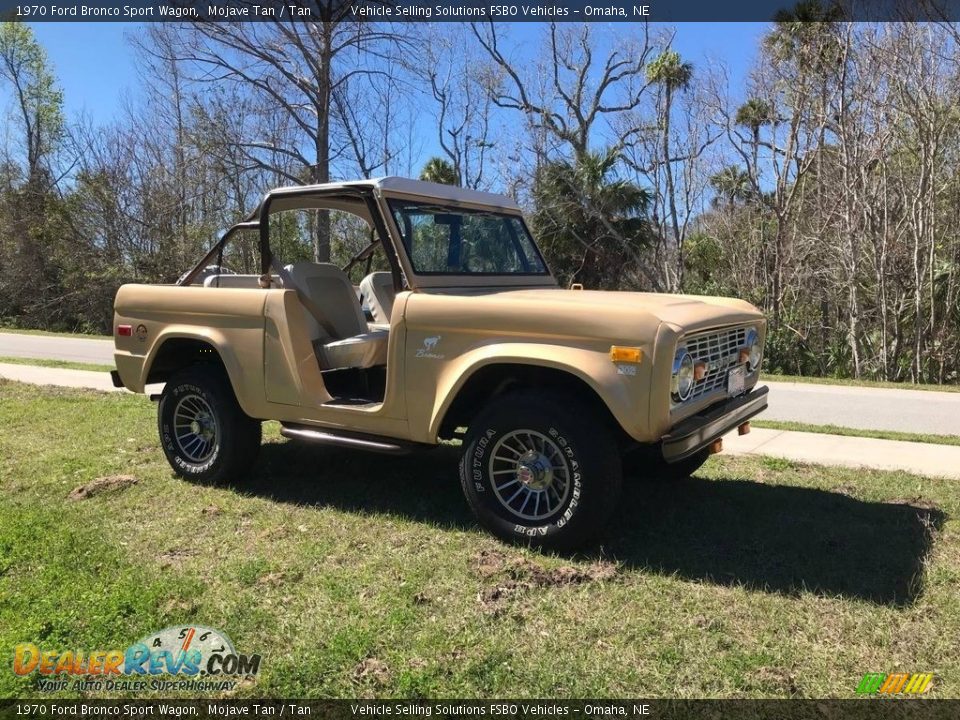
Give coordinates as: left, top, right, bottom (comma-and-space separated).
385, 198, 553, 283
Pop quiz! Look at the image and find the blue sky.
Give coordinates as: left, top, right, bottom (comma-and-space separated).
29, 21, 768, 127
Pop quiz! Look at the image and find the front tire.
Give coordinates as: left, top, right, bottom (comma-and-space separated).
459, 392, 622, 550
158, 365, 261, 485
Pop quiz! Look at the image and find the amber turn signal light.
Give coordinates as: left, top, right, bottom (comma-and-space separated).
708, 438, 724, 455
610, 346, 643, 363
738, 422, 751, 436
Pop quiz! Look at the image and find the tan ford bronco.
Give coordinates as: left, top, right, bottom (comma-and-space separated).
112, 177, 768, 548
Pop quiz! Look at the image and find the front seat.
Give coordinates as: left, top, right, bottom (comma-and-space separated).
359, 271, 397, 324
281, 262, 388, 370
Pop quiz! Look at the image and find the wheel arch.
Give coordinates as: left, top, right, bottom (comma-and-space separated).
434, 358, 631, 446
141, 330, 253, 414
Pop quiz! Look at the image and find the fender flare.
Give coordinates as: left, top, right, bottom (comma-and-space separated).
140, 327, 254, 415
427, 343, 638, 442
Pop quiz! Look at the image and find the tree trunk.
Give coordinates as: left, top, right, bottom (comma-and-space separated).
312, 22, 333, 263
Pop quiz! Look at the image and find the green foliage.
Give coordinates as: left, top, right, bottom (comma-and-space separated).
735, 99, 774, 133
532, 150, 653, 289
683, 233, 727, 296
0, 22, 64, 176
709, 166, 753, 209
645, 50, 693, 92
420, 157, 459, 186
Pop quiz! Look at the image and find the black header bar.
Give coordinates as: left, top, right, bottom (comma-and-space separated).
1, 0, 959, 23
2, 700, 960, 719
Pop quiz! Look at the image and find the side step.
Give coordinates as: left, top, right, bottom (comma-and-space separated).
279, 424, 420, 455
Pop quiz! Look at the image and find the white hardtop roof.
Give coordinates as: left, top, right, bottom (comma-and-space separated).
272, 176, 522, 212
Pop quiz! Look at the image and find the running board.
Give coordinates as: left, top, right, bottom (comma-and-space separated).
279, 424, 417, 455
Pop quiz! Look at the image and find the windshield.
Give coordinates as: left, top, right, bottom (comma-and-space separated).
388, 200, 549, 276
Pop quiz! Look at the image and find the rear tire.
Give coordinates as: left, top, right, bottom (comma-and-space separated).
459, 391, 622, 550
158, 365, 261, 485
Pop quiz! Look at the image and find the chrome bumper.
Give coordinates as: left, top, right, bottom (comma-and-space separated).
661, 385, 768, 463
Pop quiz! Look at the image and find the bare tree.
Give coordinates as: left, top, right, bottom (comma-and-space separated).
141, 9, 410, 261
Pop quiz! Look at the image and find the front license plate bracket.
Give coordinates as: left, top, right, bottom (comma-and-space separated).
727, 365, 746, 397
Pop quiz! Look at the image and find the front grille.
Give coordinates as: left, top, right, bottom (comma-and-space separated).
680, 326, 748, 402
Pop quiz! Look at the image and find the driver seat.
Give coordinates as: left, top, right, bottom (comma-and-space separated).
359, 272, 397, 323
280, 262, 388, 370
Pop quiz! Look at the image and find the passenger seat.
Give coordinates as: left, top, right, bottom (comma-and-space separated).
359, 272, 397, 324
280, 262, 389, 370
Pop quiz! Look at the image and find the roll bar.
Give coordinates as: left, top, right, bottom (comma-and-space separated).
178, 186, 404, 292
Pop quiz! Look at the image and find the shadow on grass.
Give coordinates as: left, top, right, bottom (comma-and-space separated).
238, 441, 944, 607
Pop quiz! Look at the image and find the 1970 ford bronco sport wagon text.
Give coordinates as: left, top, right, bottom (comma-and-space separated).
112, 177, 768, 548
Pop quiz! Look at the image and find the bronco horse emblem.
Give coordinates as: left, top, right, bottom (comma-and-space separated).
416, 335, 444, 359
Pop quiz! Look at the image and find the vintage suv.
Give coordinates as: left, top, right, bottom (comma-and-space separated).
112, 177, 768, 548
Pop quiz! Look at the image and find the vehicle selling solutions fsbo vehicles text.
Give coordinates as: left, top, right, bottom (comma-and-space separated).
351, 5, 651, 19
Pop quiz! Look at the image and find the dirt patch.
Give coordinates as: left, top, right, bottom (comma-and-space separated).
353, 657, 391, 685
201, 505, 222, 517
162, 598, 198, 617
472, 549, 508, 578
472, 550, 618, 609
746, 666, 800, 695
256, 570, 303, 587
68, 475, 137, 501
159, 549, 198, 568
885, 497, 940, 512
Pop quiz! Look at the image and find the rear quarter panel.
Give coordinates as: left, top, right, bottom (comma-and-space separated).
113, 285, 268, 416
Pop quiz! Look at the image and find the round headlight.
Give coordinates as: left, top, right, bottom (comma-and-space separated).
746, 328, 761, 371
672, 350, 695, 402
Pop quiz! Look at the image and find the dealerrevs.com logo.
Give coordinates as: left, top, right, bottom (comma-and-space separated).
856, 672, 934, 695
13, 626, 261, 693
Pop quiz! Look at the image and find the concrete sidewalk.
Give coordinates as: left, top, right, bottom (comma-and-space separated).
0, 362, 164, 395
1, 361, 958, 480
721, 426, 960, 480
0, 362, 123, 392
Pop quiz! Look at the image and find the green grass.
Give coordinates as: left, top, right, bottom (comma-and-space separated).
0, 356, 115, 373
763, 372, 960, 393
1, 379, 957, 699
0, 325, 111, 340
752, 419, 960, 448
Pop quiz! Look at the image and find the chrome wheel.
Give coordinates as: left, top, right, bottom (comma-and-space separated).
173, 393, 218, 463
489, 429, 571, 522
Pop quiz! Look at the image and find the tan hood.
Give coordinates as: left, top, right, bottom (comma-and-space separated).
418, 287, 765, 342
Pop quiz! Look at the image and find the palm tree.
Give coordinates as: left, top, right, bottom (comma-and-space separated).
767, 0, 844, 69
646, 51, 693, 288
533, 150, 652, 289
735, 98, 773, 190
419, 157, 459, 186
736, 98, 773, 138
709, 166, 752, 210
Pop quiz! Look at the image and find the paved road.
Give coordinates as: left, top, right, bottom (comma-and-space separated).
2, 331, 959, 437
763, 380, 960, 436
0, 332, 114, 365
